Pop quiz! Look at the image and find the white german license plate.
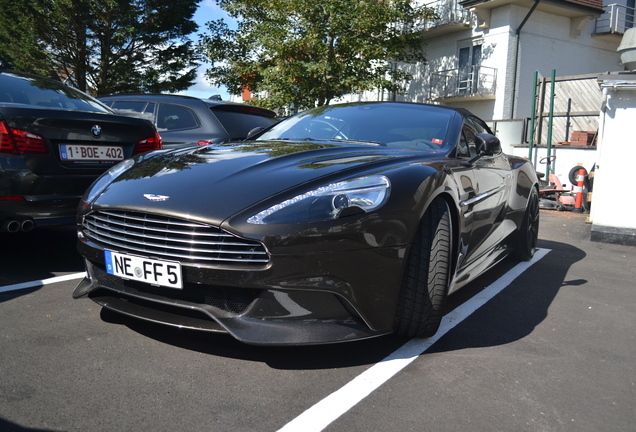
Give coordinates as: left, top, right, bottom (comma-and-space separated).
59, 144, 124, 161
104, 250, 183, 289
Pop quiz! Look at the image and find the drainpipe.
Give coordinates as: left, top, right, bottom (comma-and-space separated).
528, 70, 538, 160
510, 0, 540, 119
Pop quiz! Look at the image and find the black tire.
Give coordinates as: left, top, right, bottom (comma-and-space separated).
513, 188, 540, 261
394, 197, 452, 338
568, 166, 587, 187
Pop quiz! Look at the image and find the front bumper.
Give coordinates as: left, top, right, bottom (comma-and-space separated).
0, 195, 81, 227
74, 238, 409, 345
1, 153, 97, 227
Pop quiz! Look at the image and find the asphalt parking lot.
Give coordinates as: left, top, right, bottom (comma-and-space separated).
0, 210, 634, 432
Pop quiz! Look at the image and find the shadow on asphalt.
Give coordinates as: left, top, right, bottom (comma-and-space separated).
0, 417, 59, 432
430, 239, 586, 353
97, 237, 585, 370
0, 286, 42, 304
0, 226, 83, 295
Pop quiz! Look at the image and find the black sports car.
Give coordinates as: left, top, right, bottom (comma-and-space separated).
0, 69, 161, 232
74, 102, 540, 345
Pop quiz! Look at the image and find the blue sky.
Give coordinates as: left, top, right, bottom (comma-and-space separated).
180, 0, 235, 100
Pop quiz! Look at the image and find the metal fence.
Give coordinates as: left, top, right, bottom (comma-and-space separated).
429, 66, 497, 100
417, 0, 471, 31
595, 3, 635, 34
532, 74, 602, 147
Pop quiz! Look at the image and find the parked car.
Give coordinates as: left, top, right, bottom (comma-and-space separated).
0, 69, 161, 233
99, 94, 279, 148
73, 101, 540, 345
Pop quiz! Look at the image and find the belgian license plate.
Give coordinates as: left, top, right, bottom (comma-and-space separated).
104, 250, 183, 289
59, 144, 124, 162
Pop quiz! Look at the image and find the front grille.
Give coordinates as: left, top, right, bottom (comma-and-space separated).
83, 210, 269, 267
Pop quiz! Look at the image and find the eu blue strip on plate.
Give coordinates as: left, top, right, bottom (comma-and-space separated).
104, 250, 113, 274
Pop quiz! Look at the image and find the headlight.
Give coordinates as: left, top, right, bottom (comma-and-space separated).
82, 158, 135, 206
247, 175, 390, 224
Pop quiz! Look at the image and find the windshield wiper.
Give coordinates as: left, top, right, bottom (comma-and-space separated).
326, 139, 384, 146
266, 137, 383, 146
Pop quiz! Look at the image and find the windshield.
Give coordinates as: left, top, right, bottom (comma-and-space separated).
257, 103, 453, 151
0, 72, 112, 113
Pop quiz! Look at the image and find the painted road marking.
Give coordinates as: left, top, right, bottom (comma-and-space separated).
277, 248, 551, 432
0, 272, 86, 293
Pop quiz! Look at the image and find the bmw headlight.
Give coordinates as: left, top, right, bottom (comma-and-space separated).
247, 175, 390, 224
82, 158, 135, 206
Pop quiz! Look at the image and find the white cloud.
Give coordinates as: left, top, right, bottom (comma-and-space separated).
179, 68, 229, 101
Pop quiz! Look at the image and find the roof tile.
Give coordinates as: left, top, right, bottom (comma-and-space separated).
560, 0, 604, 10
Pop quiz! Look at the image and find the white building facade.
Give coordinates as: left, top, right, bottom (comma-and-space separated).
340, 0, 627, 125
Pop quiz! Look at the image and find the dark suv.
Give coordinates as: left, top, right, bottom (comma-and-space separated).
99, 94, 278, 148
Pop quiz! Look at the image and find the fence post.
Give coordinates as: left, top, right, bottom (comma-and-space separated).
545, 69, 556, 178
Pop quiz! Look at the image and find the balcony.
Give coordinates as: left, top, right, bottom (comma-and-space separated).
595, 3, 635, 35
418, 0, 472, 37
429, 66, 497, 102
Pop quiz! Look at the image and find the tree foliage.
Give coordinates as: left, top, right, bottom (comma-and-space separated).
198, 0, 435, 110
0, 0, 201, 96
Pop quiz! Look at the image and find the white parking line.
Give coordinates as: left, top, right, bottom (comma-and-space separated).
0, 272, 86, 293
277, 248, 551, 432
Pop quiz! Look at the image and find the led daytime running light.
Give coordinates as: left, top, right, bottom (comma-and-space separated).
247, 182, 348, 224
247, 176, 390, 224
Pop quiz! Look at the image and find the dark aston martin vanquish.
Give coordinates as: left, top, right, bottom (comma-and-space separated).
74, 102, 540, 345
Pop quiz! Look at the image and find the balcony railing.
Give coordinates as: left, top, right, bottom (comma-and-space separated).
417, 0, 471, 32
595, 3, 635, 35
429, 66, 497, 101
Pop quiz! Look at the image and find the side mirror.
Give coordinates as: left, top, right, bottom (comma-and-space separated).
475, 133, 501, 155
465, 133, 502, 165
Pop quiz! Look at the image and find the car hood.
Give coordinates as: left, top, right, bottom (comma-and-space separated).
92, 140, 432, 226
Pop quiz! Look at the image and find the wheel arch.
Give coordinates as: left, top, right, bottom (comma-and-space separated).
405, 186, 461, 293
435, 191, 462, 288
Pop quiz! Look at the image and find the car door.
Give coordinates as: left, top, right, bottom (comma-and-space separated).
463, 118, 513, 267
443, 121, 480, 277
446, 119, 513, 284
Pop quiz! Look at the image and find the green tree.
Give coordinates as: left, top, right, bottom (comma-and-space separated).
0, 0, 201, 96
198, 0, 435, 110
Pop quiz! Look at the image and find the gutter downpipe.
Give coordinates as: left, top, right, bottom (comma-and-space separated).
528, 70, 538, 160
510, 0, 540, 119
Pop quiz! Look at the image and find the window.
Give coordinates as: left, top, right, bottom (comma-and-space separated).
458, 43, 482, 95
111, 101, 147, 113
458, 122, 478, 158
144, 103, 156, 115
211, 107, 278, 139
467, 117, 490, 135
0, 72, 110, 113
157, 104, 199, 131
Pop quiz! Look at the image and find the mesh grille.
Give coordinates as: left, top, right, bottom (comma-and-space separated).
83, 210, 269, 267
96, 268, 258, 315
